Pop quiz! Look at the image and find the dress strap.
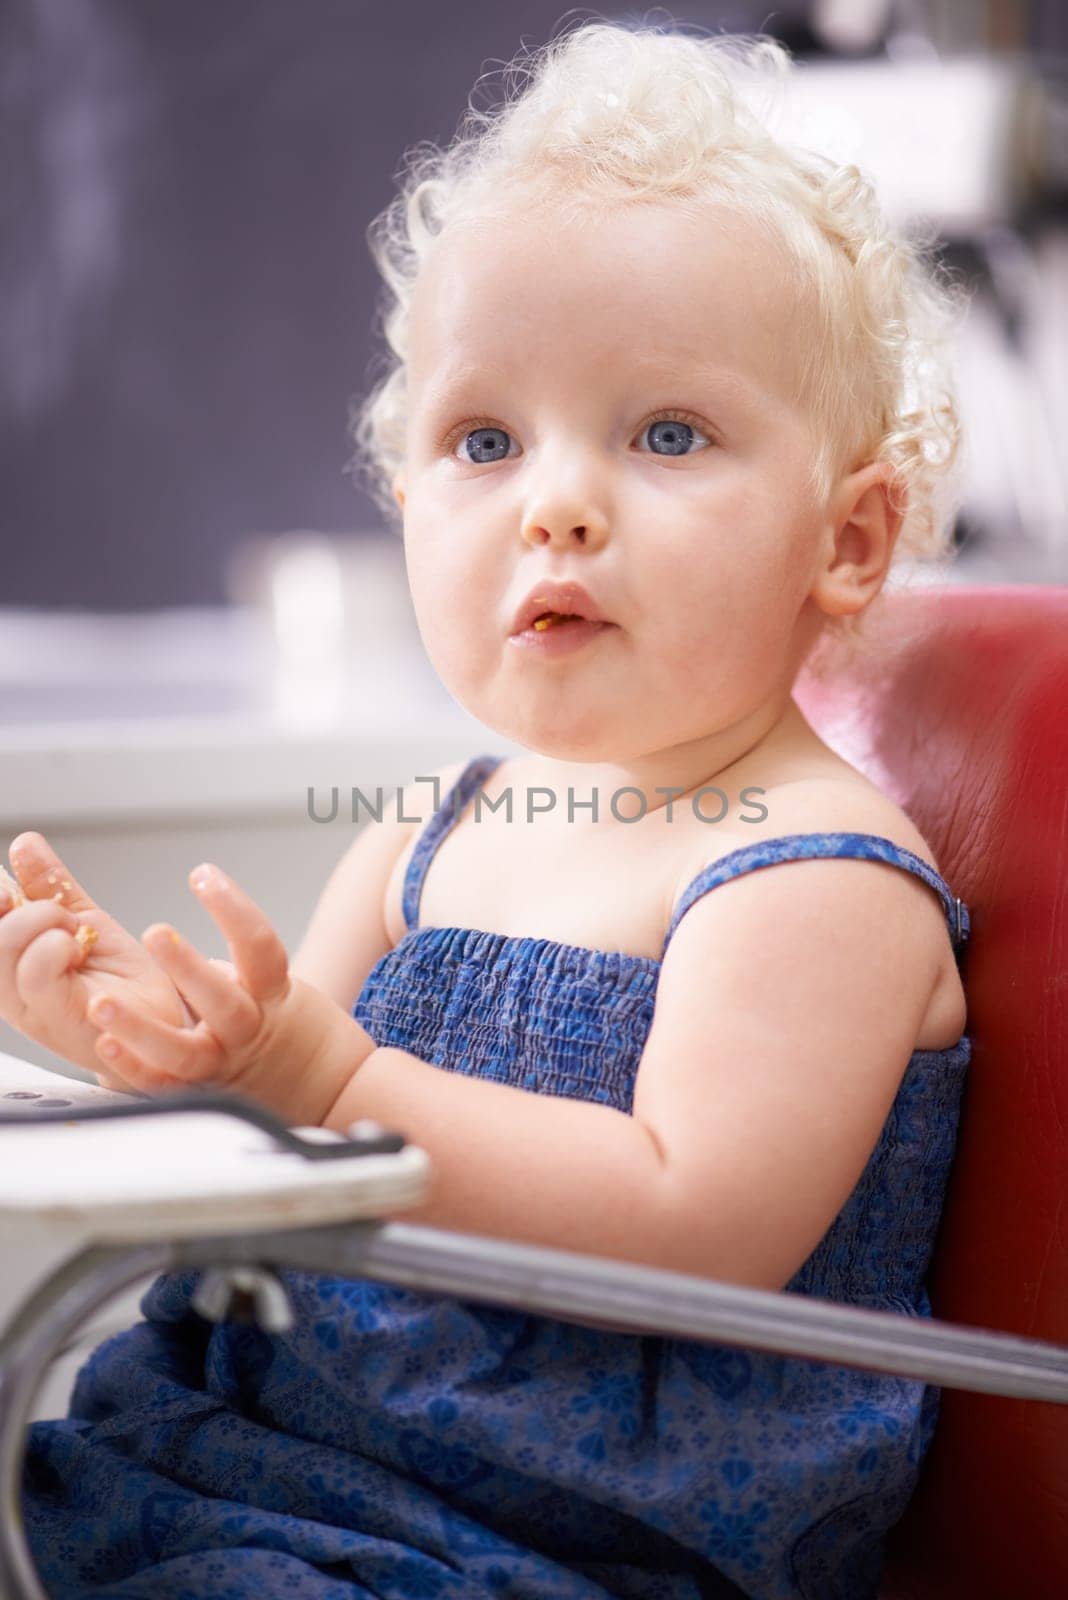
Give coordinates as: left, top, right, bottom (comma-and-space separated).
401, 754, 506, 932
661, 832, 971, 962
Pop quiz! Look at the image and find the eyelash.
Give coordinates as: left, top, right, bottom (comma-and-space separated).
441, 408, 715, 461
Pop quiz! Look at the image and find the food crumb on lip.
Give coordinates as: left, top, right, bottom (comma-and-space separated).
528, 613, 611, 633
532, 612, 578, 631
511, 611, 616, 637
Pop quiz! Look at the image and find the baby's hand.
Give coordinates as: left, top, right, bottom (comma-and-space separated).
83, 864, 360, 1126
0, 833, 192, 1088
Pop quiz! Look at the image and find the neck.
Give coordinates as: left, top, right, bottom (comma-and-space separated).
528, 694, 812, 822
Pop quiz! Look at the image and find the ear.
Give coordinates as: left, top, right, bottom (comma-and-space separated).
809, 461, 905, 620
392, 473, 406, 511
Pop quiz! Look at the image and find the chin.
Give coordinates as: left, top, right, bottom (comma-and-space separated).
441, 655, 639, 760
486, 711, 635, 766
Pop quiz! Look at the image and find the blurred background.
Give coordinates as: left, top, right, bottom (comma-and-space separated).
2, 0, 1066, 610
0, 0, 1066, 1070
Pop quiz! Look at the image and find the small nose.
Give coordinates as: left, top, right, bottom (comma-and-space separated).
520, 483, 610, 550
522, 520, 597, 546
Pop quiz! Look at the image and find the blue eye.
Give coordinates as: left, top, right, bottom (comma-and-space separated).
450, 412, 711, 464
639, 416, 708, 457
457, 426, 513, 464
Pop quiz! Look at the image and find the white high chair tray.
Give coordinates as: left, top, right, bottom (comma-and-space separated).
0, 1053, 429, 1242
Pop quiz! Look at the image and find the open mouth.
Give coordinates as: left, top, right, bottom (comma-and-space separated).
510, 612, 616, 655
530, 611, 583, 631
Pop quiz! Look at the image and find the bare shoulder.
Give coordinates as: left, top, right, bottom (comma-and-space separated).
767, 773, 947, 873
381, 757, 473, 947
797, 775, 969, 1051
333, 757, 472, 878
732, 771, 956, 952
380, 756, 472, 886
668, 768, 966, 1053
674, 770, 950, 905
290, 756, 470, 1009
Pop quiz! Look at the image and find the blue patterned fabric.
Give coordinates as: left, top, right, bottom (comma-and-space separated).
22, 752, 972, 1599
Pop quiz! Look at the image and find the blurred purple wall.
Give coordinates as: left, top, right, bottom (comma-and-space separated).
1, 0, 1061, 608
0, 0, 824, 608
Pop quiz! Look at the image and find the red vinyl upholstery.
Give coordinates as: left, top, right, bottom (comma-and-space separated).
793, 584, 1068, 1599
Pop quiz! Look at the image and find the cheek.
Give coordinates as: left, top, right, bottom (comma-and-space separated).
645, 524, 806, 678
403, 530, 452, 661
403, 523, 495, 680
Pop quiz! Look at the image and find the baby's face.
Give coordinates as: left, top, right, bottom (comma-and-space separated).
397, 194, 834, 762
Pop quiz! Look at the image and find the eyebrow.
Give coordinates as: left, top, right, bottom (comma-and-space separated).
419, 361, 764, 413
631, 362, 764, 405
418, 365, 500, 411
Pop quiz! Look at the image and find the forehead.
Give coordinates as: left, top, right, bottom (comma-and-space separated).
407, 196, 806, 410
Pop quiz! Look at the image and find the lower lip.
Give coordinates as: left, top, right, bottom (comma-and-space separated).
508, 619, 616, 657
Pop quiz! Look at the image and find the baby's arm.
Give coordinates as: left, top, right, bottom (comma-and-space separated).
626, 851, 942, 1289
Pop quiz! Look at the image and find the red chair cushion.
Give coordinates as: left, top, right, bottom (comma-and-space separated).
794, 584, 1068, 1599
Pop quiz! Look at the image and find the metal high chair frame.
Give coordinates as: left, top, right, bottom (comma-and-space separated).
1, 1089, 1066, 1600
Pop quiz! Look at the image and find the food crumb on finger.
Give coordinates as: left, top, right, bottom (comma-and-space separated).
75, 924, 99, 953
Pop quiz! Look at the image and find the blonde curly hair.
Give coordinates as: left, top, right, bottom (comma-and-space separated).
348, 16, 972, 673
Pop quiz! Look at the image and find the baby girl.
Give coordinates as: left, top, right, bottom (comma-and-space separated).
3, 19, 971, 1599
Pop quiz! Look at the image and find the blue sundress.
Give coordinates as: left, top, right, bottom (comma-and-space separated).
22, 752, 972, 1600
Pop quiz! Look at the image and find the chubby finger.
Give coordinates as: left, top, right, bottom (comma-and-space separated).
140, 923, 260, 1054
92, 1065, 140, 1094
8, 832, 99, 914
1, 901, 82, 1005
0, 896, 78, 948
15, 926, 88, 1008
90, 1031, 194, 1096
90, 1051, 159, 1097
87, 984, 223, 1089
187, 865, 289, 1006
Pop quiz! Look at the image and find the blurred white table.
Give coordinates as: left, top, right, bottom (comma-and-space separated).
0, 1054, 429, 1241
